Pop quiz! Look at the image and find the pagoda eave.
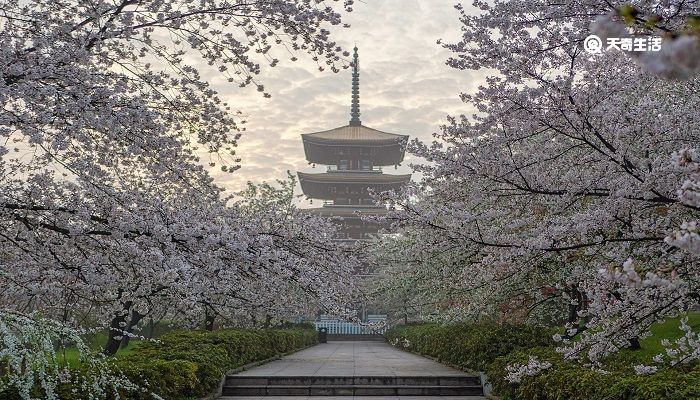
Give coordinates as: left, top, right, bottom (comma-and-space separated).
298, 172, 410, 201
300, 124, 408, 166
298, 172, 411, 184
302, 140, 406, 166
302, 124, 408, 142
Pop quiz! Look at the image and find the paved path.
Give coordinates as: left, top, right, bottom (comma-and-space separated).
223, 397, 485, 400
222, 341, 485, 399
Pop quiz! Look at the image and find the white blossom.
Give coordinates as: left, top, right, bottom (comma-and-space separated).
505, 356, 553, 383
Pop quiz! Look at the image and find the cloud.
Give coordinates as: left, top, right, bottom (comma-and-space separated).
204, 0, 482, 206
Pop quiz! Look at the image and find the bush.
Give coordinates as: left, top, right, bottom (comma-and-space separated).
386, 322, 700, 399
384, 322, 554, 372
487, 347, 700, 400
112, 327, 317, 400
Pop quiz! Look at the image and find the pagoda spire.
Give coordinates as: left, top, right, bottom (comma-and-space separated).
349, 46, 361, 126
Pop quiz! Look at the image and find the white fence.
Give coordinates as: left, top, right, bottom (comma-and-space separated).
314, 315, 388, 334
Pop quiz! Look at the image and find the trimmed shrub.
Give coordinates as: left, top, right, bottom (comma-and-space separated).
113, 359, 201, 400
384, 323, 555, 371
386, 322, 700, 399
487, 347, 700, 400
113, 327, 317, 400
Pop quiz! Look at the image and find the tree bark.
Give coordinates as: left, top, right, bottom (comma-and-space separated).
204, 307, 216, 331
564, 285, 583, 339
147, 317, 156, 339
628, 337, 642, 350
103, 301, 133, 356
119, 309, 145, 349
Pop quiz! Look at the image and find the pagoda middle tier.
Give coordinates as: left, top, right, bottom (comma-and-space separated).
298, 171, 411, 203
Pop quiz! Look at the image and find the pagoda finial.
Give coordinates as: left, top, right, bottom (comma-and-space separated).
349, 45, 361, 126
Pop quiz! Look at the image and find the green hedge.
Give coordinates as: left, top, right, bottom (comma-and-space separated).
384, 323, 554, 372
1, 326, 316, 400
386, 323, 700, 399
0, 326, 315, 400
114, 327, 317, 399
487, 347, 700, 400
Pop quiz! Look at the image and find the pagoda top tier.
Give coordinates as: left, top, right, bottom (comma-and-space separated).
303, 124, 408, 143
301, 124, 408, 166
301, 47, 409, 166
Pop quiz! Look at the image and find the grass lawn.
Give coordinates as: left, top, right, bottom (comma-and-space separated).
639, 312, 700, 355
608, 311, 700, 366
56, 332, 139, 366
627, 311, 700, 363
57, 343, 138, 366
56, 321, 180, 365
550, 312, 700, 368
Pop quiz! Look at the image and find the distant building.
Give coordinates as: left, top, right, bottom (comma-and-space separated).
298, 46, 411, 242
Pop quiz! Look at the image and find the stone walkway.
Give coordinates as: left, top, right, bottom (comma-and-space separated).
222, 397, 486, 400
221, 341, 485, 400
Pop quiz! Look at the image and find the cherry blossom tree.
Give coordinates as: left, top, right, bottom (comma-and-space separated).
444, 0, 700, 80
182, 177, 358, 333
373, 0, 700, 374
368, 226, 485, 324
1, 0, 358, 397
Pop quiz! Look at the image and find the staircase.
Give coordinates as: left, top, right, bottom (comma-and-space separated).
222, 374, 484, 396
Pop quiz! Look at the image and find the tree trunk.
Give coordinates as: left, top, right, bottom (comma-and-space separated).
204, 307, 216, 331
103, 301, 133, 356
147, 317, 156, 339
403, 300, 409, 324
628, 337, 642, 350
120, 309, 145, 349
564, 285, 582, 339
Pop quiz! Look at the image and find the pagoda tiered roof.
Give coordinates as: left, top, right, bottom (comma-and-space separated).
298, 171, 411, 183
298, 171, 411, 200
302, 124, 408, 143
301, 125, 408, 166
295, 46, 411, 241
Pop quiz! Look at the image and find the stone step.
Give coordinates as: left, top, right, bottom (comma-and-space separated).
222, 384, 484, 396
225, 375, 482, 387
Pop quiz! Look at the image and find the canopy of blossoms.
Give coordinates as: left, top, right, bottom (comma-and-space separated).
371, 0, 700, 378
1, 0, 359, 397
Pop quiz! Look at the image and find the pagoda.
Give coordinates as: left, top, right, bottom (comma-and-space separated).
298, 47, 411, 241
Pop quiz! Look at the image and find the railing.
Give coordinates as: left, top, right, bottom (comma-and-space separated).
315, 315, 388, 334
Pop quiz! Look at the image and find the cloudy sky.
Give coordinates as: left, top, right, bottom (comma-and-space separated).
208, 0, 484, 206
